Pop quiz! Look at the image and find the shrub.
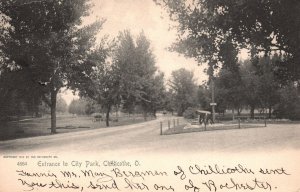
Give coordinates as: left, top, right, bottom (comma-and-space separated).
183, 107, 198, 119
273, 85, 300, 120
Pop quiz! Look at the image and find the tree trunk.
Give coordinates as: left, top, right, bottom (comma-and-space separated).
232, 109, 235, 120
178, 107, 184, 116
250, 105, 255, 119
268, 106, 272, 119
177, 104, 184, 116
143, 111, 147, 121
50, 90, 57, 134
153, 110, 157, 118
33, 97, 39, 117
34, 104, 39, 117
237, 107, 241, 116
105, 105, 111, 127
116, 105, 119, 122
133, 112, 135, 121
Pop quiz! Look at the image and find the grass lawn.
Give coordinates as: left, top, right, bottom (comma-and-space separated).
0, 115, 151, 141
163, 120, 268, 135
163, 116, 300, 135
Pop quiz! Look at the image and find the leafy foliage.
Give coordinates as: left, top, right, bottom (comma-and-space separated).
68, 98, 99, 115
273, 85, 300, 120
0, 0, 103, 132
155, 0, 300, 81
183, 107, 198, 119
76, 31, 166, 125
169, 68, 198, 116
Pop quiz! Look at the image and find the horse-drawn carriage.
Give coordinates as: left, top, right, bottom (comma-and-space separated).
196, 110, 214, 125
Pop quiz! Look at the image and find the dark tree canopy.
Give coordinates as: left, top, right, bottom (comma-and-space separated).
0, 0, 103, 132
75, 30, 165, 125
169, 68, 198, 116
155, 0, 300, 81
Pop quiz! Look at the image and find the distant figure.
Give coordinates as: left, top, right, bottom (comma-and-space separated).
198, 113, 206, 125
197, 110, 214, 125
206, 113, 214, 125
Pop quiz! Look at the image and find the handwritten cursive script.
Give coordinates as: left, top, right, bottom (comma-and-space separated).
16, 163, 291, 192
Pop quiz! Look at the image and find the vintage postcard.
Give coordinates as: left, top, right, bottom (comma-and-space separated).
0, 0, 299, 191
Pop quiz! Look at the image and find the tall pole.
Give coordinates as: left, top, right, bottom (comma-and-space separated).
211, 79, 216, 122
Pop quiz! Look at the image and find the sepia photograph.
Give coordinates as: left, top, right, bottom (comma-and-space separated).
0, 0, 299, 191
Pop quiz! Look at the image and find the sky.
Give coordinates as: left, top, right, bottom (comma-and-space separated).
91, 0, 208, 81
62, 0, 208, 104
61, 0, 249, 105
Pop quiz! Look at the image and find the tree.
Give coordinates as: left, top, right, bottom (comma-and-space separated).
214, 68, 244, 117
0, 0, 103, 133
133, 32, 164, 119
157, 0, 300, 119
111, 31, 138, 117
169, 68, 198, 116
0, 68, 42, 118
56, 95, 67, 113
75, 30, 165, 125
72, 41, 118, 126
155, 0, 300, 82
142, 72, 166, 118
236, 56, 282, 119
88, 62, 121, 126
273, 84, 300, 120
214, 39, 243, 117
68, 99, 89, 115
113, 31, 163, 120
255, 56, 281, 118
164, 89, 176, 114
240, 60, 261, 119
196, 85, 211, 111
76, 30, 143, 126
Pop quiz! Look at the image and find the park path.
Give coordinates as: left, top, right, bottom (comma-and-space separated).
0, 116, 299, 155
0, 115, 182, 154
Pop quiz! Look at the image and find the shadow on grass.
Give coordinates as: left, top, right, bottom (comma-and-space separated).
0, 116, 154, 141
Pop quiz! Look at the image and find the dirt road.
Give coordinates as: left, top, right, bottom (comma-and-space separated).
0, 116, 299, 155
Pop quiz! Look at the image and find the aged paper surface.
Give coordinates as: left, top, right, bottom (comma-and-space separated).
0, 0, 300, 192
1, 123, 300, 192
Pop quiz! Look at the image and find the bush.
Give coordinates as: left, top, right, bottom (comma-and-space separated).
183, 107, 198, 119
273, 86, 300, 120
273, 100, 300, 120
